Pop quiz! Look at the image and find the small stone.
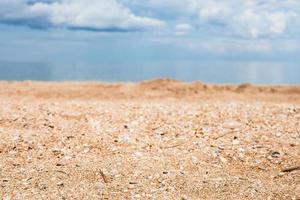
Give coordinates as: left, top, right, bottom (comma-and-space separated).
232, 139, 240, 145
57, 182, 64, 187
83, 148, 90, 153
223, 120, 242, 129
277, 172, 285, 177
128, 184, 135, 189
218, 146, 225, 150
181, 195, 190, 200
52, 148, 63, 156
4, 195, 11, 200
191, 156, 199, 164
8, 150, 18, 155
12, 134, 22, 142
133, 152, 143, 158
63, 155, 73, 160
195, 128, 205, 138
271, 151, 281, 158
239, 153, 245, 161
212, 148, 220, 158
119, 134, 131, 143
219, 156, 228, 163
275, 132, 282, 137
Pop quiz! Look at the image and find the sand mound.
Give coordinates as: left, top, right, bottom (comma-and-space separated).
0, 80, 299, 103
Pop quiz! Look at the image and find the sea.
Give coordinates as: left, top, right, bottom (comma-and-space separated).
0, 60, 299, 84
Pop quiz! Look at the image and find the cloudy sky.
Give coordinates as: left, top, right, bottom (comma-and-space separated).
0, 0, 300, 66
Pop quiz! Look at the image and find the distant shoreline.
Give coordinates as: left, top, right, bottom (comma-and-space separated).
1, 79, 299, 104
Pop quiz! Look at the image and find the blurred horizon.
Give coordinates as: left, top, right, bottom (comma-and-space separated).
0, 59, 299, 84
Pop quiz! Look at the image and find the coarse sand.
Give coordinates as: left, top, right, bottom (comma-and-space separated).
0, 79, 299, 199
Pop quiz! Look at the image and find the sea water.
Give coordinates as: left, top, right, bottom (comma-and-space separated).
0, 60, 299, 84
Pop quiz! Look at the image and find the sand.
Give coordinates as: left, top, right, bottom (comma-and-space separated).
0, 79, 299, 199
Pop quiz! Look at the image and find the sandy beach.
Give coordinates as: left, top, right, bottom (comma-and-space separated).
0, 79, 299, 199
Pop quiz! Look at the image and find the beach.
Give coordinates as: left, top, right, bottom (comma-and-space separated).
0, 79, 299, 199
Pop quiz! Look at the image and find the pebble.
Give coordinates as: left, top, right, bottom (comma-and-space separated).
181, 195, 190, 200
232, 139, 240, 145
57, 182, 64, 187
219, 156, 228, 163
191, 156, 199, 164
118, 134, 131, 143
195, 128, 205, 138
8, 150, 18, 155
63, 155, 73, 160
270, 151, 281, 158
83, 148, 90, 153
275, 132, 282, 137
12, 134, 22, 142
277, 172, 285, 177
223, 120, 242, 129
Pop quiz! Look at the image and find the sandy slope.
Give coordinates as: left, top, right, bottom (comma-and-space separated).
0, 79, 299, 199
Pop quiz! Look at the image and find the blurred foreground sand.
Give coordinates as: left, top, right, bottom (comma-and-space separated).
0, 79, 299, 199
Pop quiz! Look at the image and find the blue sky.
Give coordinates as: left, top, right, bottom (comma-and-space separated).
0, 0, 300, 64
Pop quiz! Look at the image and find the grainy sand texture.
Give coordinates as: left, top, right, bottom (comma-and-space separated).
0, 79, 299, 200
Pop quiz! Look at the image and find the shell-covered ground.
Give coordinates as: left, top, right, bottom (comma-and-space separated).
0, 80, 299, 199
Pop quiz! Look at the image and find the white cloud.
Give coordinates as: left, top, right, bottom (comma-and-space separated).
197, 1, 231, 19
0, 0, 300, 39
127, 0, 300, 38
174, 23, 193, 36
232, 8, 291, 38
0, 0, 165, 30
195, 0, 298, 38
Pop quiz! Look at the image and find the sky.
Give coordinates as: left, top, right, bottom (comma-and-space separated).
0, 0, 300, 66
